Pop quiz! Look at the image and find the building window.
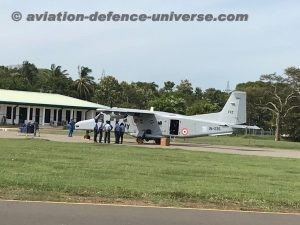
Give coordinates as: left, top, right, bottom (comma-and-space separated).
6, 106, 12, 119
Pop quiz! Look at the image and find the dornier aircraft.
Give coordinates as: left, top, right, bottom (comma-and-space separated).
75, 91, 259, 144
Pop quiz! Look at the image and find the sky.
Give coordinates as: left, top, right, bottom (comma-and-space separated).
1, 0, 299, 90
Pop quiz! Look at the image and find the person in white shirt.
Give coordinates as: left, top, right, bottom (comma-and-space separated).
104, 121, 113, 143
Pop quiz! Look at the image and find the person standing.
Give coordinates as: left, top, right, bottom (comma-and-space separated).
119, 122, 125, 144
98, 119, 104, 143
93, 119, 99, 143
114, 121, 120, 144
68, 119, 75, 137
104, 120, 113, 143
33, 121, 40, 137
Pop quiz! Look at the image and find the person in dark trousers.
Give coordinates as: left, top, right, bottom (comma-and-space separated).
114, 121, 120, 144
68, 119, 75, 137
33, 121, 40, 137
98, 119, 104, 143
93, 119, 99, 143
104, 120, 113, 143
119, 122, 125, 144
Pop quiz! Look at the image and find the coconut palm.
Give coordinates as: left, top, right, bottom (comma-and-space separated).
74, 66, 95, 100
48, 64, 70, 95
50, 64, 68, 77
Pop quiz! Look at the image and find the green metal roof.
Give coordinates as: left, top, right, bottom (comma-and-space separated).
0, 89, 109, 110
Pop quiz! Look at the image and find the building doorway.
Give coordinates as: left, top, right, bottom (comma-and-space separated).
66, 110, 71, 123
76, 111, 82, 122
44, 109, 51, 123
19, 107, 27, 124
35, 108, 40, 123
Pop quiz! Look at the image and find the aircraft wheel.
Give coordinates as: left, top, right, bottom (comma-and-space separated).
136, 137, 144, 144
155, 139, 161, 145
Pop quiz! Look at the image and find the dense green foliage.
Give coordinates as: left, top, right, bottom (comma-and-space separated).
0, 61, 299, 140
0, 139, 299, 212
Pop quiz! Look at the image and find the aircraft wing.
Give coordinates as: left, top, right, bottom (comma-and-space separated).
97, 107, 154, 116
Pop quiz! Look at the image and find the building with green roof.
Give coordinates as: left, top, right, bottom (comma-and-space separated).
0, 89, 108, 126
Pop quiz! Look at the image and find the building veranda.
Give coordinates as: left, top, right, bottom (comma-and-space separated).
0, 89, 108, 126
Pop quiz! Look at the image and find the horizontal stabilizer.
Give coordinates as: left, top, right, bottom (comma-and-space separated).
230, 125, 261, 130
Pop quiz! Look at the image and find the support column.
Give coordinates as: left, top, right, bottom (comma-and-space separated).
32, 107, 36, 122
11, 106, 14, 124
27, 106, 30, 123
83, 111, 87, 120
16, 107, 19, 124
56, 109, 59, 122
71, 109, 74, 120
42, 107, 45, 126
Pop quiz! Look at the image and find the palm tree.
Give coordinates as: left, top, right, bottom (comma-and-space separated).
48, 64, 69, 95
74, 66, 95, 100
50, 64, 68, 77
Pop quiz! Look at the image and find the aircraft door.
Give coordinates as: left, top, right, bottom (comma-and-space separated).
169, 119, 179, 135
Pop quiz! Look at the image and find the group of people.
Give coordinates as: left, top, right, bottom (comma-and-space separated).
67, 118, 126, 143
19, 121, 40, 137
93, 119, 125, 144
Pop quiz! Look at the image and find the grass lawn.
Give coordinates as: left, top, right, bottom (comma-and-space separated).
177, 135, 300, 150
0, 138, 299, 212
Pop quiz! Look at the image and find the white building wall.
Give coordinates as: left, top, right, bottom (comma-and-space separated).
0, 104, 6, 124
0, 104, 97, 126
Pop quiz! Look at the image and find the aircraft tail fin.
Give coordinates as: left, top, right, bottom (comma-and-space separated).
219, 91, 246, 125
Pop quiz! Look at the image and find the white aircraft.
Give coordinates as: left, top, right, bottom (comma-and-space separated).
75, 91, 259, 144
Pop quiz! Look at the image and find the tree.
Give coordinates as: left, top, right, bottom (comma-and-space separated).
74, 66, 95, 100
148, 94, 186, 114
194, 87, 203, 100
161, 81, 175, 93
47, 64, 71, 95
176, 79, 193, 96
186, 99, 219, 115
260, 71, 299, 141
93, 75, 121, 107
19, 61, 38, 84
236, 81, 273, 129
130, 82, 159, 109
203, 88, 228, 110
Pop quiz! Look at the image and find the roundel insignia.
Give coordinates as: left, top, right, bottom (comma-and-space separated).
181, 128, 189, 136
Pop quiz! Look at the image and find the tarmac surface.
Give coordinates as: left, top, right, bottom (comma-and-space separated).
1, 200, 299, 225
0, 129, 299, 159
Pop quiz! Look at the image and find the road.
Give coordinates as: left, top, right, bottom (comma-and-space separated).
1, 130, 300, 159
0, 200, 299, 225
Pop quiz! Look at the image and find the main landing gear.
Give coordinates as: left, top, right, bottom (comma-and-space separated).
136, 137, 161, 145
